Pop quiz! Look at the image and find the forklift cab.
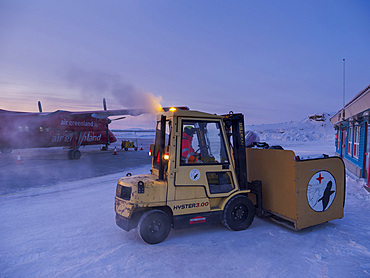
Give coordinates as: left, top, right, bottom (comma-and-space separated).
151, 111, 240, 199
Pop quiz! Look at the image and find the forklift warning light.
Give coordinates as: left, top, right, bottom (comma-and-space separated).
162, 106, 190, 112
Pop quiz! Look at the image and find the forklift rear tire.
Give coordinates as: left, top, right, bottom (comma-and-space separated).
138, 210, 171, 244
222, 195, 255, 231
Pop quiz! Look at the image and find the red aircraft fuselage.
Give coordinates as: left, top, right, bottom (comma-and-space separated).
0, 109, 116, 152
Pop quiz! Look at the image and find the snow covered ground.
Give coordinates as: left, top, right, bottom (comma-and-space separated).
1, 120, 370, 277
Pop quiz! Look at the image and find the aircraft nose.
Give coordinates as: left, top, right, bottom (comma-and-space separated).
109, 132, 117, 143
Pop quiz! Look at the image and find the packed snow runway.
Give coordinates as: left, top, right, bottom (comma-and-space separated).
0, 135, 152, 195
1, 140, 370, 277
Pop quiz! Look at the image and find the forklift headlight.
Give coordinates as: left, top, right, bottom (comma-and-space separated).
116, 186, 132, 200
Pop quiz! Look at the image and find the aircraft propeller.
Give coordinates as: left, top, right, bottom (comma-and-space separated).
103, 98, 110, 150
103, 98, 107, 111
101, 98, 126, 150
38, 101, 43, 113
110, 116, 126, 121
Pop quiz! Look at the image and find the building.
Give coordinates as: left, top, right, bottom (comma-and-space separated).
330, 84, 370, 188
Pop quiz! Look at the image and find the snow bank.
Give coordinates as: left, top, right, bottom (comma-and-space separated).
247, 113, 335, 143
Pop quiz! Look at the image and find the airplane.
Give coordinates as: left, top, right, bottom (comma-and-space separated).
0, 99, 147, 159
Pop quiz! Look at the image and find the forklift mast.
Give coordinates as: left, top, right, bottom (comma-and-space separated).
158, 115, 166, 181
223, 113, 248, 190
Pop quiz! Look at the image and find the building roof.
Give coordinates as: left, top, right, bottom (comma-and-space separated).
330, 84, 370, 125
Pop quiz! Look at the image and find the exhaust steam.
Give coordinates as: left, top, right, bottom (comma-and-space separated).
66, 68, 162, 113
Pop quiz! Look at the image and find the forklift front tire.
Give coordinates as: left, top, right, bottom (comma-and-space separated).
222, 195, 255, 231
138, 210, 171, 244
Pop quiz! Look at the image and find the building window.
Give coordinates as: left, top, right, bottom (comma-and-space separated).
353, 125, 360, 159
348, 126, 353, 156
336, 130, 340, 150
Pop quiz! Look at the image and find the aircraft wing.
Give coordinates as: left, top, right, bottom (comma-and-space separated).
38, 109, 149, 119
90, 109, 149, 119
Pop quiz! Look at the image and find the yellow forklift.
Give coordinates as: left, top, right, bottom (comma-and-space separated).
121, 139, 138, 151
115, 108, 345, 244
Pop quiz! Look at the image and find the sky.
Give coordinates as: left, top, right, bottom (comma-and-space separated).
0, 0, 369, 128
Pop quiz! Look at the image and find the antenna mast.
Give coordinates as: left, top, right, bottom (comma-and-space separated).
343, 58, 345, 108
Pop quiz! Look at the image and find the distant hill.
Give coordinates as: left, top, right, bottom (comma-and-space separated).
113, 113, 336, 143
246, 113, 335, 143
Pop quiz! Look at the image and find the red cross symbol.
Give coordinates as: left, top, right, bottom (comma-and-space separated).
316, 173, 324, 184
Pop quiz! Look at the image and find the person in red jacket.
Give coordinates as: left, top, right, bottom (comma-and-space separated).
182, 126, 199, 163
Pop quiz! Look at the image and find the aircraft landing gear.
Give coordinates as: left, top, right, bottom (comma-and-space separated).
68, 149, 81, 160
68, 131, 85, 160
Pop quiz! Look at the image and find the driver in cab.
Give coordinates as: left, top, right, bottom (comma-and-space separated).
182, 126, 200, 163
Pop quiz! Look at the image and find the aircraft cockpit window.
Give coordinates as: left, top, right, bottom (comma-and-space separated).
18, 126, 22, 132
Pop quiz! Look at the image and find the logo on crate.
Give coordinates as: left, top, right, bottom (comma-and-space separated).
307, 171, 336, 212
